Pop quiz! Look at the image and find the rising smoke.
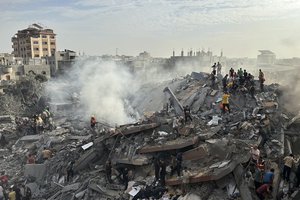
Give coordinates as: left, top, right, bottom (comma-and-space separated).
46, 57, 140, 125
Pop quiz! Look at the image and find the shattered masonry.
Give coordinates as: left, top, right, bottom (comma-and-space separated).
0, 71, 299, 200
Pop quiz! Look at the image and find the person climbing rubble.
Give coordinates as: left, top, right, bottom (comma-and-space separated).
250, 145, 260, 163
256, 183, 272, 200
217, 62, 222, 75
90, 115, 96, 129
183, 105, 192, 123
254, 167, 264, 189
263, 168, 274, 185
42, 147, 52, 161
8, 187, 16, 200
258, 69, 265, 92
283, 154, 299, 182
35, 115, 44, 134
222, 91, 230, 113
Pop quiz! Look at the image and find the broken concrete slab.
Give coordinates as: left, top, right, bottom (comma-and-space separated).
191, 87, 210, 113
163, 87, 184, 116
182, 144, 208, 161
233, 164, 253, 200
191, 72, 208, 81
19, 135, 43, 142
138, 136, 199, 154
112, 123, 160, 137
198, 126, 221, 140
61, 183, 81, 192
24, 164, 47, 183
166, 160, 239, 186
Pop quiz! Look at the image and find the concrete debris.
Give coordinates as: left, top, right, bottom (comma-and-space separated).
0, 70, 296, 200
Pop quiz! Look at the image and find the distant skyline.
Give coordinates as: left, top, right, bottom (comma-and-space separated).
1, 0, 300, 58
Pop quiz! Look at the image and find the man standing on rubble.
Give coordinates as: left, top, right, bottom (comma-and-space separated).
222, 74, 228, 92
263, 168, 275, 185
222, 92, 230, 113
159, 160, 167, 186
250, 145, 260, 163
90, 115, 96, 129
283, 154, 299, 182
183, 105, 192, 123
258, 69, 265, 92
211, 63, 217, 74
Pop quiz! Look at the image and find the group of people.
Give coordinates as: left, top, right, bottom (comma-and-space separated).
15, 106, 54, 135
249, 145, 300, 199
249, 145, 274, 200
0, 182, 31, 200
211, 64, 266, 96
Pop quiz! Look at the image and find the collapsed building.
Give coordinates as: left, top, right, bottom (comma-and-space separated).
0, 68, 300, 200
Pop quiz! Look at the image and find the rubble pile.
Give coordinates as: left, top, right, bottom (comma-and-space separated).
0, 71, 300, 200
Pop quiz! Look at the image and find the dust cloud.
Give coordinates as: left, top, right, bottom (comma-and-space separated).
46, 57, 140, 125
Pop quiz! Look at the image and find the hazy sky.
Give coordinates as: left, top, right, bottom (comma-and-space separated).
1, 0, 300, 58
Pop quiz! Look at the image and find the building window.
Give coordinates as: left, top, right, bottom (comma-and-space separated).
43, 42, 48, 45
43, 48, 48, 51
34, 54, 39, 57
33, 41, 39, 44
50, 42, 55, 45
42, 35, 47, 38
34, 48, 39, 51
51, 49, 56, 52
50, 36, 55, 39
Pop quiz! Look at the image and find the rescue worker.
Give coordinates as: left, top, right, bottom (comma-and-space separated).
90, 116, 96, 129
183, 105, 192, 123
8, 187, 16, 200
222, 92, 230, 113
283, 154, 299, 182
263, 168, 275, 185
258, 69, 265, 92
35, 115, 44, 134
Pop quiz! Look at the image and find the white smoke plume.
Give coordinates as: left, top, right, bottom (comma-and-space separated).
46, 57, 139, 125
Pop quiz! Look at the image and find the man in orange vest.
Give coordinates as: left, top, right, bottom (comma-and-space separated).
222, 92, 230, 113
